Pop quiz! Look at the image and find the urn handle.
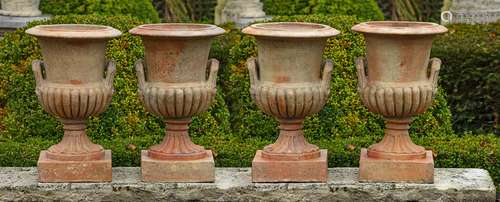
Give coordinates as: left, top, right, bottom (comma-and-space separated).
207, 58, 219, 87
135, 59, 147, 101
355, 57, 368, 89
135, 59, 147, 90
32, 60, 45, 87
247, 57, 260, 86
321, 59, 333, 89
105, 60, 116, 88
428, 58, 441, 89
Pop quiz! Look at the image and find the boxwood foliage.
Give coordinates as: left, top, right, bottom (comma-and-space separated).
216, 14, 498, 188
263, 0, 385, 20
0, 15, 231, 167
39, 0, 160, 23
432, 23, 500, 134
219, 14, 478, 167
221, 14, 454, 147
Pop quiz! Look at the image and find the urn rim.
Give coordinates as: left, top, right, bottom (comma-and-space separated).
26, 24, 122, 39
351, 21, 447, 35
242, 22, 340, 38
129, 23, 225, 38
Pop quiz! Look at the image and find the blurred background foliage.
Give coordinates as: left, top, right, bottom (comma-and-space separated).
40, 0, 161, 23
262, 0, 384, 20
376, 0, 444, 22
153, 0, 217, 22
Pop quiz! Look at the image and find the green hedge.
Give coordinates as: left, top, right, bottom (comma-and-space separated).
0, 15, 231, 166
0, 14, 498, 189
219, 14, 454, 164
263, 0, 385, 20
40, 0, 160, 23
213, 14, 497, 188
432, 23, 500, 134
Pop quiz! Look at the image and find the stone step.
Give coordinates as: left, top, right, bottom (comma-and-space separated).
0, 167, 495, 201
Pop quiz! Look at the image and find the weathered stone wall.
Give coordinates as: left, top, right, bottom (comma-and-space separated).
448, 0, 500, 11
0, 167, 496, 202
442, 0, 500, 24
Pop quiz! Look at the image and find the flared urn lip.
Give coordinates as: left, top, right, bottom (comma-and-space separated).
26, 24, 122, 39
129, 23, 225, 38
352, 21, 448, 35
242, 22, 340, 38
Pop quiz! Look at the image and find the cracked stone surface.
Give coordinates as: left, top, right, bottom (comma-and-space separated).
0, 167, 495, 201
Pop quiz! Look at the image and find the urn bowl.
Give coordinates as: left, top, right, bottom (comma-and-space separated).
140, 82, 216, 118
251, 82, 329, 119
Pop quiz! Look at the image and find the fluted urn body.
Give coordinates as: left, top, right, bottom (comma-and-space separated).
130, 24, 224, 161
26, 24, 121, 162
0, 0, 41, 16
243, 22, 339, 161
352, 21, 447, 160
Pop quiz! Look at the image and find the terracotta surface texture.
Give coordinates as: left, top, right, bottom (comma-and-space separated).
130, 24, 224, 182
243, 22, 338, 182
141, 150, 215, 182
38, 150, 112, 182
26, 24, 121, 182
352, 21, 447, 183
252, 150, 328, 183
359, 149, 434, 183
0, 0, 42, 16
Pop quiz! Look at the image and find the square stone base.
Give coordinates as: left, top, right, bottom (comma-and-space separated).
141, 150, 215, 182
359, 148, 434, 183
252, 149, 328, 182
38, 150, 112, 183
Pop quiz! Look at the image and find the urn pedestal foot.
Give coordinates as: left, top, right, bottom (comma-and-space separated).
252, 150, 328, 182
359, 148, 434, 183
37, 150, 112, 182
141, 150, 215, 182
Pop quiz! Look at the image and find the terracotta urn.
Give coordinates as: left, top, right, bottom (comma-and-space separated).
242, 22, 339, 182
130, 23, 225, 182
26, 24, 122, 182
352, 21, 447, 183
0, 0, 41, 16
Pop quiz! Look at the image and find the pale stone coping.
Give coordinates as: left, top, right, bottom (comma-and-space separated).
218, 0, 269, 27
0, 15, 51, 28
441, 10, 500, 24
0, 167, 496, 201
440, 0, 500, 24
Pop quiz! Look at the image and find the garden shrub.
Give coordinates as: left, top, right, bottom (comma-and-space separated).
263, 0, 385, 20
217, 15, 498, 188
0, 15, 231, 167
416, 133, 499, 190
432, 22, 500, 134
221, 14, 454, 143
39, 0, 160, 23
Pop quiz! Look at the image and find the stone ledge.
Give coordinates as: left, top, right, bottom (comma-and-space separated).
0, 15, 51, 37
0, 15, 51, 28
0, 167, 495, 201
